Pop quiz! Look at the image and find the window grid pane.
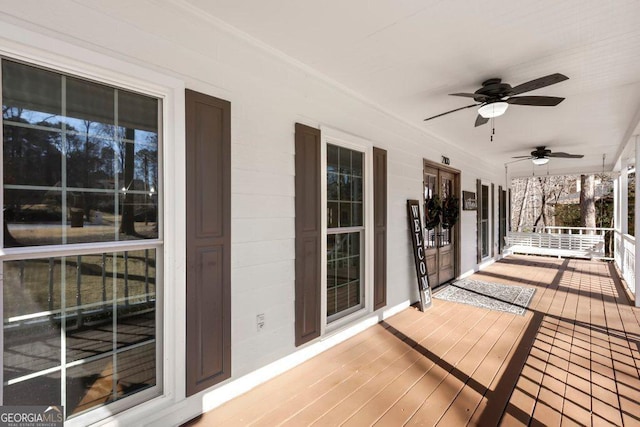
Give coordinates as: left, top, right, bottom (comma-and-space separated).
2, 60, 160, 248
327, 144, 364, 229
326, 232, 361, 317
3, 250, 157, 416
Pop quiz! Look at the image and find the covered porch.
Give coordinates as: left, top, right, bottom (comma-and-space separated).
187, 255, 640, 426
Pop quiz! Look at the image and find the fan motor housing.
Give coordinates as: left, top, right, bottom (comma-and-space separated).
532, 147, 552, 157
475, 78, 513, 100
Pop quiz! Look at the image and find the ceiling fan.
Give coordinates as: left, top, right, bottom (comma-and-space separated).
512, 146, 584, 165
424, 73, 568, 127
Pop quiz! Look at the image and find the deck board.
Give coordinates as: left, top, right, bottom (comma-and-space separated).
185, 255, 640, 427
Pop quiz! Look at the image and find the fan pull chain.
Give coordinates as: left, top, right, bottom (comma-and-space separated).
490, 117, 495, 142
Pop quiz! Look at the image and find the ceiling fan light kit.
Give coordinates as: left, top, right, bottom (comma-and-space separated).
532, 157, 550, 165
478, 101, 509, 118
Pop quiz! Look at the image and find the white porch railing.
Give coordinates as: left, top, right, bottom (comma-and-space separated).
504, 226, 612, 259
614, 231, 635, 296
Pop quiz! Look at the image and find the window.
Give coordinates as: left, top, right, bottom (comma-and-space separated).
326, 144, 364, 321
481, 184, 489, 257
2, 59, 161, 420
498, 187, 507, 253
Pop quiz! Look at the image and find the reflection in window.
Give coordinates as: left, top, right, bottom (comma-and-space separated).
327, 144, 364, 320
1, 59, 161, 421
2, 60, 159, 247
3, 251, 157, 416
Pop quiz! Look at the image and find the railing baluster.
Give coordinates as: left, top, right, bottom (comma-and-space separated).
19, 259, 25, 288
145, 249, 149, 303
124, 251, 129, 307
48, 258, 54, 312
76, 255, 83, 328
102, 253, 107, 310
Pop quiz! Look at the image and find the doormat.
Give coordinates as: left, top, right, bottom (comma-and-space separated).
433, 278, 536, 316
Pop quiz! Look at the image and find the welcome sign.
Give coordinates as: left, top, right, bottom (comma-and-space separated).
407, 200, 432, 311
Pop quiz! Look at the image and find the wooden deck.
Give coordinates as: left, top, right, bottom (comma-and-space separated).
186, 255, 640, 426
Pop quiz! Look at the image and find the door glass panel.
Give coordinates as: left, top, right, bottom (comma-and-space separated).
440, 176, 453, 247
424, 173, 437, 248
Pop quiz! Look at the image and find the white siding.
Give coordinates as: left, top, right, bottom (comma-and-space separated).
0, 1, 505, 425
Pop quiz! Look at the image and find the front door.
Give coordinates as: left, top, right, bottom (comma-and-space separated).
423, 161, 459, 287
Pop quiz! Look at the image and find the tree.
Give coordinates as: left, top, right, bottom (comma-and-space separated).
511, 175, 573, 232
580, 174, 596, 231
515, 178, 530, 232
120, 128, 137, 236
531, 176, 571, 231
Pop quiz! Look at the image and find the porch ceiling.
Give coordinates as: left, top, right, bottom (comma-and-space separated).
184, 0, 640, 176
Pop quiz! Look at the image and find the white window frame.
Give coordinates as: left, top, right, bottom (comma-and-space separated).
320, 127, 374, 334
0, 28, 186, 427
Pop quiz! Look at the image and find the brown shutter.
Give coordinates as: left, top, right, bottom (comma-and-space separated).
373, 147, 387, 310
185, 89, 231, 396
295, 123, 321, 346
476, 179, 482, 264
498, 185, 503, 254
491, 183, 495, 257
508, 188, 512, 231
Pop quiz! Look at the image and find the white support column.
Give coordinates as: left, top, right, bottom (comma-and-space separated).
635, 141, 640, 306
614, 178, 619, 232
614, 177, 622, 274
621, 157, 629, 235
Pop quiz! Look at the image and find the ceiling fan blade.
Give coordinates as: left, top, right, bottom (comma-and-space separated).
507, 96, 565, 106
506, 157, 534, 165
424, 103, 477, 121
450, 93, 489, 102
512, 155, 533, 159
510, 73, 569, 95
547, 152, 584, 158
474, 115, 489, 127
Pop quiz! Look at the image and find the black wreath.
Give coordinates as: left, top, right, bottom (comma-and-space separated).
441, 195, 460, 229
424, 194, 442, 230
